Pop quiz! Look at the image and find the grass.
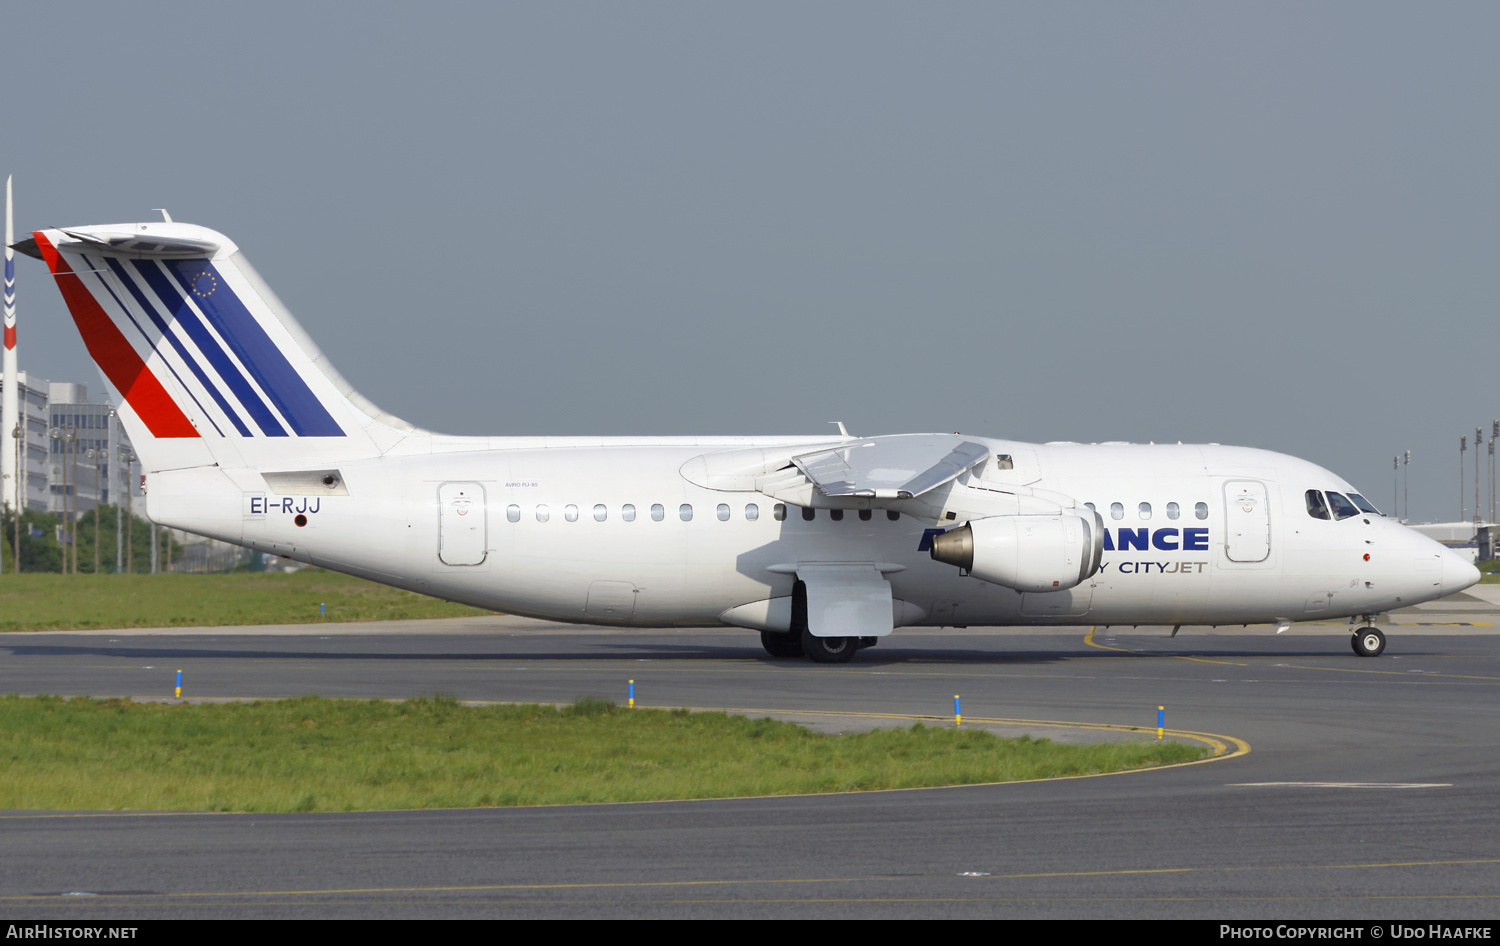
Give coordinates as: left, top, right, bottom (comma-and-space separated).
0, 572, 490, 631
0, 695, 1210, 812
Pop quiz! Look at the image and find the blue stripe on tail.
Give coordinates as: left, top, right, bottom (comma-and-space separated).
104, 257, 249, 437
163, 260, 344, 437
131, 259, 288, 437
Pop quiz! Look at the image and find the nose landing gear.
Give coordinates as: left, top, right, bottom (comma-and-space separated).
1351, 626, 1387, 657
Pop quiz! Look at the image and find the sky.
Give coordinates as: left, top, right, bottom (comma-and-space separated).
2, 2, 1497, 522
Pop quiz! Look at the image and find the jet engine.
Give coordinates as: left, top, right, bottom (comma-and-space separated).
929, 512, 1104, 593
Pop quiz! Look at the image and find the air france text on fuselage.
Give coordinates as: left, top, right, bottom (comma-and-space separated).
1103, 527, 1208, 552
1100, 526, 1209, 575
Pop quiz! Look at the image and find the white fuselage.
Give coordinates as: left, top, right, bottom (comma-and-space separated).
150, 437, 1475, 631
26, 220, 1477, 656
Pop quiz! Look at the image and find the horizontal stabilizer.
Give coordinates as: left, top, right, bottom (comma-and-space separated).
55, 228, 221, 258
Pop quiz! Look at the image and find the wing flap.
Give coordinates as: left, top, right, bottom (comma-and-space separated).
791, 434, 991, 500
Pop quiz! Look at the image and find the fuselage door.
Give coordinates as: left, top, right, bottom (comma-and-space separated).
438, 482, 487, 566
1223, 479, 1271, 563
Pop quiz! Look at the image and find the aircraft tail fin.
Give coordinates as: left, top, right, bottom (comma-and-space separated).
30, 223, 420, 473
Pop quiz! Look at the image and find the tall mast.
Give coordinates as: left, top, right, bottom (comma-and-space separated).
2, 175, 18, 529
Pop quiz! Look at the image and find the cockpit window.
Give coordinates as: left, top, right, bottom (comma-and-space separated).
1326, 492, 1360, 520
1348, 493, 1380, 515
1306, 489, 1331, 520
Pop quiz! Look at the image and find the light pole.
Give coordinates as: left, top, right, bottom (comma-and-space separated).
120, 449, 134, 574
10, 423, 20, 573
48, 427, 64, 573
1477, 428, 1483, 524
114, 461, 122, 574
1404, 450, 1410, 523
65, 427, 77, 575
86, 447, 102, 574
107, 409, 119, 573
1461, 435, 1467, 522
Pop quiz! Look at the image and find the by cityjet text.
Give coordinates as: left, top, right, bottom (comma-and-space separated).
1222, 929, 1491, 940
6, 929, 137, 940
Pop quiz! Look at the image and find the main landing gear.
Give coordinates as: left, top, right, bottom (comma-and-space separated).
1351, 626, 1387, 657
801, 629, 857, 664
758, 630, 878, 663
760, 630, 805, 659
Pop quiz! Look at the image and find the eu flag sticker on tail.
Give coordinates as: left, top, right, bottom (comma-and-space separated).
162, 260, 345, 437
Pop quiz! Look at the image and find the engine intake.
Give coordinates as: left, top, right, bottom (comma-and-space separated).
929, 512, 1104, 592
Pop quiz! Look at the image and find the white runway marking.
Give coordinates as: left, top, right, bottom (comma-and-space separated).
1228, 782, 1451, 789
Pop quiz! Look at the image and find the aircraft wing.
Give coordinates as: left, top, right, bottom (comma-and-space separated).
772, 434, 991, 501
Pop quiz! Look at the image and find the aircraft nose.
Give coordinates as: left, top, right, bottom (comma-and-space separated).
1441, 550, 1482, 597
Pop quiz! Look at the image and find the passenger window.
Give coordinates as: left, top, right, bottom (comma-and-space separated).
858, 509, 872, 521
1110, 502, 1124, 520
565, 504, 579, 522
594, 504, 607, 522
774, 504, 787, 521
717, 503, 730, 521
1084, 502, 1096, 512
1166, 502, 1179, 520
1138, 502, 1152, 520
745, 503, 759, 521
622, 504, 636, 522
680, 504, 694, 521
887, 510, 900, 521
535, 504, 550, 523
506, 504, 520, 523
651, 504, 665, 521
1195, 502, 1208, 520
830, 509, 844, 521
1326, 492, 1359, 520
801, 507, 816, 521
1306, 490, 1331, 520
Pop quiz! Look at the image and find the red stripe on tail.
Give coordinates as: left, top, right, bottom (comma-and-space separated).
33, 233, 199, 439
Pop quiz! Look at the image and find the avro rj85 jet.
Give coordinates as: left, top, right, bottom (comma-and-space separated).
15, 219, 1480, 662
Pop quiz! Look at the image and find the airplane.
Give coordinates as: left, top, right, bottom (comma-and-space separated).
12, 218, 1481, 663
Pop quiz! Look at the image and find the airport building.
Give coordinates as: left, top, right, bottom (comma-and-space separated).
0, 370, 56, 512
0, 372, 139, 518
45, 380, 137, 517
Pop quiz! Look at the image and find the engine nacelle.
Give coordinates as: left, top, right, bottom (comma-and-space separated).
929, 512, 1104, 592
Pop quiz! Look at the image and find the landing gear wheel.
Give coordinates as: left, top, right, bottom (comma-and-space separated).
1352, 626, 1386, 657
801, 629, 857, 664
760, 630, 805, 659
